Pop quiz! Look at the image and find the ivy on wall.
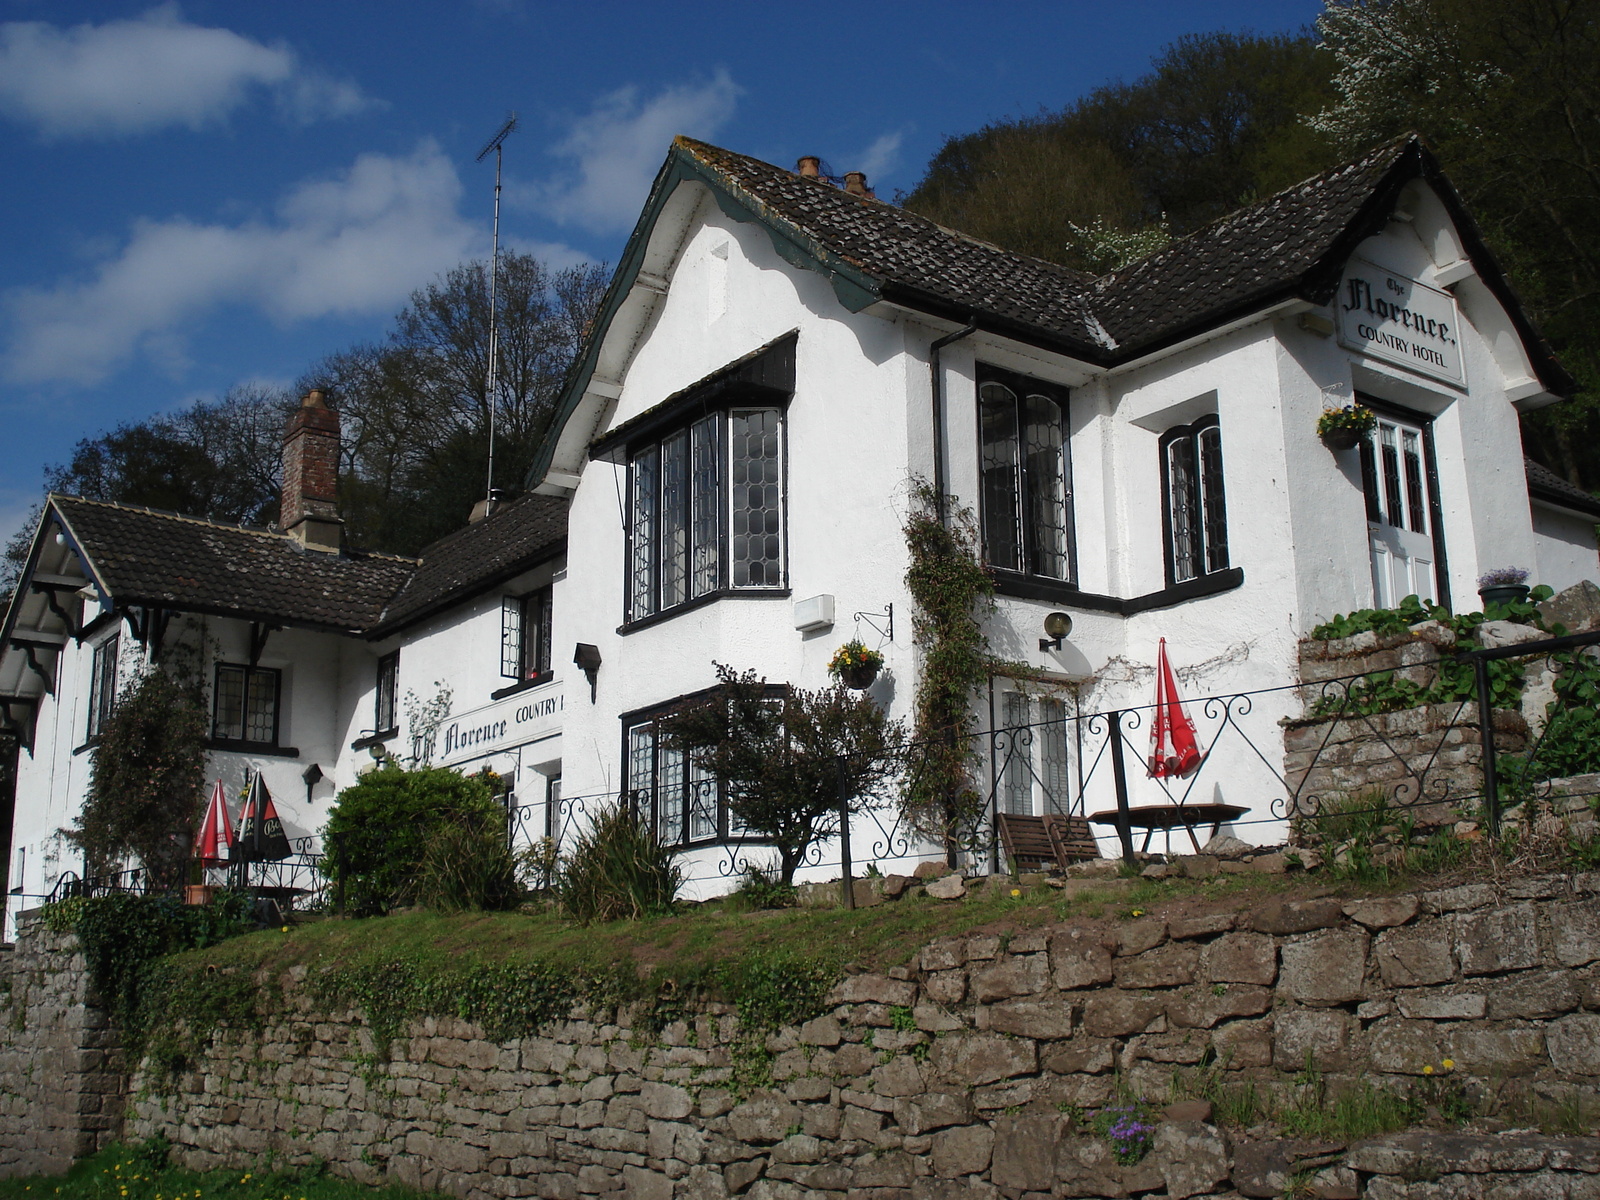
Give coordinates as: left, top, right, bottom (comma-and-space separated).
901, 480, 999, 863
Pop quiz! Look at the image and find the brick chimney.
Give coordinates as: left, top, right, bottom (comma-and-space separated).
796, 155, 821, 179
844, 171, 873, 198
281, 389, 342, 552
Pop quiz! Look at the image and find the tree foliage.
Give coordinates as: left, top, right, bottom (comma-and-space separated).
3, 251, 607, 577
659, 664, 906, 886
902, 31, 1338, 270
71, 668, 210, 888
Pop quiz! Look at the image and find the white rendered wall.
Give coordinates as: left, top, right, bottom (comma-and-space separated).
1531, 503, 1599, 595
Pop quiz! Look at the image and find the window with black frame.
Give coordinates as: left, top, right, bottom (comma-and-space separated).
627, 408, 784, 622
978, 367, 1074, 585
86, 634, 118, 739
212, 663, 280, 746
1160, 414, 1229, 585
374, 651, 398, 734
626, 718, 721, 847
501, 587, 553, 682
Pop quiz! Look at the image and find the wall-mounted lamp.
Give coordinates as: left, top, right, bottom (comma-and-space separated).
301, 763, 323, 803
1039, 611, 1073, 652
574, 643, 602, 702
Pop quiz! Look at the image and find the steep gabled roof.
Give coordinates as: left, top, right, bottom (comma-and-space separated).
47, 495, 417, 633
370, 494, 568, 635
531, 134, 1571, 490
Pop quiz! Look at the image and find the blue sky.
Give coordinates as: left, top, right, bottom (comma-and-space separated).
0, 0, 1324, 544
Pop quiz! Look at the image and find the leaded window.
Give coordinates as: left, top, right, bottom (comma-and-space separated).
87, 635, 118, 740
627, 720, 720, 847
1161, 414, 1229, 585
212, 664, 280, 745
996, 693, 1073, 816
628, 408, 784, 621
978, 368, 1073, 582
375, 651, 398, 733
501, 587, 553, 681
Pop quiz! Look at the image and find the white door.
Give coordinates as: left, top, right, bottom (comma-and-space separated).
1362, 414, 1439, 607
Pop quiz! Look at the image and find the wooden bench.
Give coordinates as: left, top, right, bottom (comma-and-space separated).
996, 812, 1102, 874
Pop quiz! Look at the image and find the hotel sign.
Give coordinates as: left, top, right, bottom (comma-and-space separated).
437, 682, 563, 765
1337, 260, 1465, 387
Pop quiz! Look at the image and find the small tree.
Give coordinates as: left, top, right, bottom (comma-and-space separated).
322, 763, 502, 915
71, 668, 209, 889
659, 664, 905, 886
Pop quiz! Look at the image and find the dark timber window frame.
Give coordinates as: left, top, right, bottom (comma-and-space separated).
621, 685, 780, 850
211, 662, 282, 749
1160, 413, 1230, 587
86, 634, 118, 741
501, 587, 553, 684
977, 365, 1077, 599
374, 650, 399, 737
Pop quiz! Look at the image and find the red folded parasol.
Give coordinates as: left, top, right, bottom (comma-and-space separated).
1148, 638, 1204, 778
194, 779, 236, 867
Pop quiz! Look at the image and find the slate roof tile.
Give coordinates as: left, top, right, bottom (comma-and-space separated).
374, 494, 567, 631
1525, 457, 1600, 517
52, 495, 416, 633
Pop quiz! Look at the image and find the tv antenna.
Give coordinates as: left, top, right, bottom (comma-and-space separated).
476, 112, 518, 506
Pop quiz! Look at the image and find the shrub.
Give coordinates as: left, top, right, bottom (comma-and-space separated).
732, 865, 795, 910
414, 811, 521, 913
322, 764, 502, 915
557, 804, 681, 923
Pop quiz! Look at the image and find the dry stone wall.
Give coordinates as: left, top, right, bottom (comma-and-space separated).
0, 916, 126, 1176
90, 874, 1600, 1199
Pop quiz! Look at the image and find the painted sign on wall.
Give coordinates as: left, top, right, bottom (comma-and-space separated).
1337, 259, 1465, 387
438, 683, 563, 765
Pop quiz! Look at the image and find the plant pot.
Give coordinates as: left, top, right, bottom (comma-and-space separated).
841, 664, 880, 690
1478, 584, 1531, 609
1320, 426, 1365, 451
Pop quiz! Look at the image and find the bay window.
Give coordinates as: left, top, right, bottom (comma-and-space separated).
628, 408, 784, 622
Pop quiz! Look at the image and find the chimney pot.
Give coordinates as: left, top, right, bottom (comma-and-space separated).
797, 156, 821, 179
281, 389, 342, 552
844, 171, 871, 197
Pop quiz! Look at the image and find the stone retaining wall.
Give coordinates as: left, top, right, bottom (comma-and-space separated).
0, 916, 126, 1176
84, 874, 1600, 1199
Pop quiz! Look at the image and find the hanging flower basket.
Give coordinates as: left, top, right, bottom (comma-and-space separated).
829, 639, 884, 690
1317, 404, 1376, 451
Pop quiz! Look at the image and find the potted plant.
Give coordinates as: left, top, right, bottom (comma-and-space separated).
1477, 566, 1531, 609
1317, 404, 1377, 451
828, 639, 885, 689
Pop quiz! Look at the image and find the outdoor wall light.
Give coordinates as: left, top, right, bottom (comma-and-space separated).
1040, 611, 1073, 651
574, 642, 602, 702
302, 763, 323, 803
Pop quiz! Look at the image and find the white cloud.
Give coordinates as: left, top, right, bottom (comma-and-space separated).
853, 132, 905, 186
537, 70, 741, 233
504, 237, 598, 273
0, 3, 376, 139
4, 142, 477, 386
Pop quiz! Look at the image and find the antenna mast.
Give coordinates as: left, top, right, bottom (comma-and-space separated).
476, 112, 518, 506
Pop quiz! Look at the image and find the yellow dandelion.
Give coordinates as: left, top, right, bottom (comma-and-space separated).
1442, 1058, 1455, 1070
1010, 888, 1022, 898
1423, 1065, 1434, 1075
281, 926, 289, 933
1131, 908, 1144, 917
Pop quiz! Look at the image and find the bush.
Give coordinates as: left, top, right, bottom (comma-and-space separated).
414, 812, 521, 913
557, 804, 681, 923
322, 764, 503, 915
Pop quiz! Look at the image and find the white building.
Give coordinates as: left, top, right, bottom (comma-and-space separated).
2, 135, 1593, 913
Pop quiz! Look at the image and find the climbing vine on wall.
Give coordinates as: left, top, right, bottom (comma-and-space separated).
900, 480, 998, 861
71, 666, 209, 888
